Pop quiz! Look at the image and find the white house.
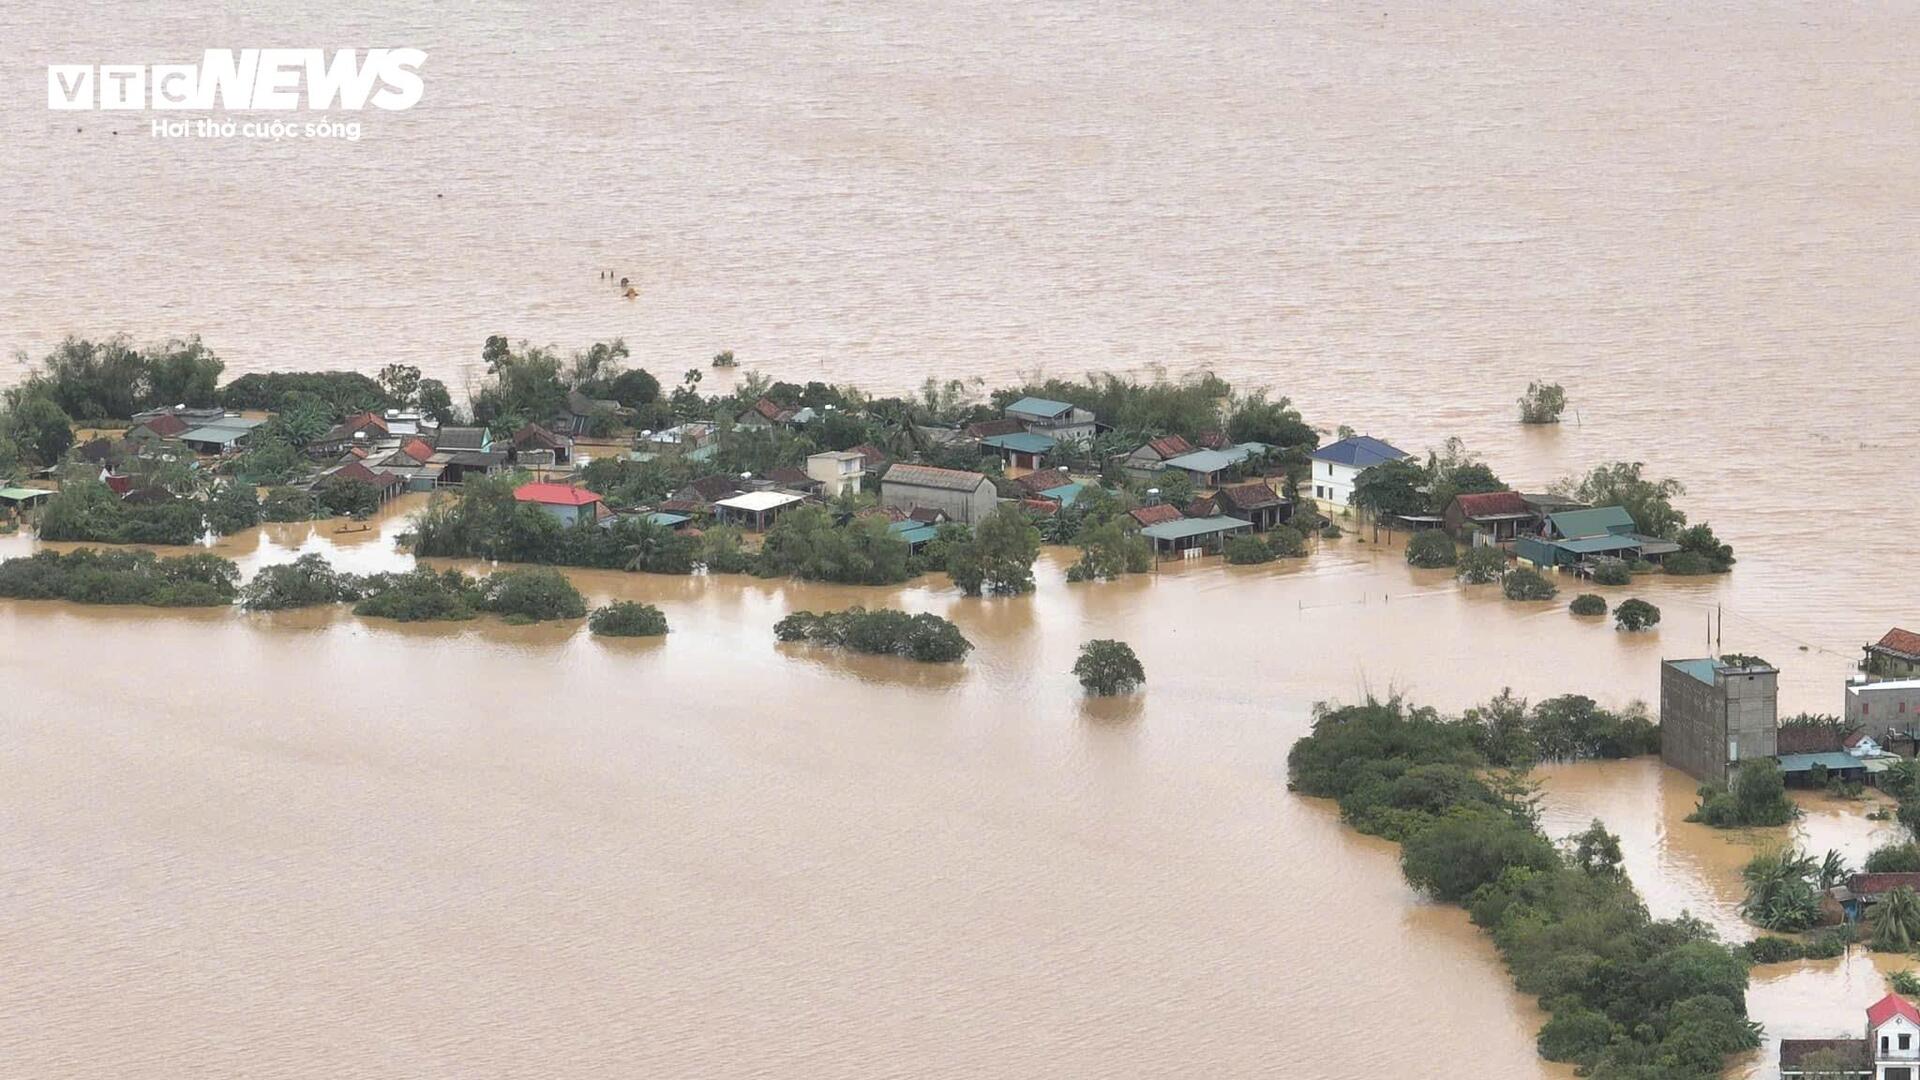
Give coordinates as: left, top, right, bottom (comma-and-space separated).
805, 450, 864, 498
1306, 434, 1411, 510
1780, 992, 1920, 1079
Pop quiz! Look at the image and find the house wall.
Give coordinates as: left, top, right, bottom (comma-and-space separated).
880, 480, 997, 525
1309, 460, 1362, 509
805, 456, 862, 497
1868, 651, 1920, 681
1849, 683, 1920, 738
1875, 1014, 1920, 1066
1011, 407, 1095, 444
1661, 663, 1776, 784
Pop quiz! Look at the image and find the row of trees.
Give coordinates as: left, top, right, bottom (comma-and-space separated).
1287, 696, 1757, 1078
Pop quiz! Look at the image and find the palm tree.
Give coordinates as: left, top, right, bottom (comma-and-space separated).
1873, 886, 1920, 950
1819, 849, 1849, 892
1740, 847, 1821, 932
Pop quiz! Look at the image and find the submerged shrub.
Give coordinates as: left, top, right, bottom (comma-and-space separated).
774, 606, 972, 663
1223, 533, 1276, 565
0, 547, 237, 607
1590, 559, 1632, 586
1502, 567, 1557, 601
589, 601, 669, 637
476, 567, 588, 623
1073, 639, 1146, 696
1615, 598, 1661, 631
1457, 545, 1506, 584
1569, 593, 1607, 616
240, 553, 367, 611
1404, 530, 1457, 568
352, 568, 482, 622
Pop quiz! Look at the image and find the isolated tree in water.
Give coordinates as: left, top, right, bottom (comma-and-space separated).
947, 504, 1040, 596
1074, 639, 1145, 696
1518, 381, 1567, 424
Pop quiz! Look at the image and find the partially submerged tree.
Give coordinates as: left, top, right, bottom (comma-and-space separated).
1615, 598, 1661, 631
947, 504, 1040, 596
1074, 639, 1145, 696
1518, 381, 1567, 424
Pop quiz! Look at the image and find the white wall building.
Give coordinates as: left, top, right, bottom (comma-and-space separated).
1306, 435, 1411, 510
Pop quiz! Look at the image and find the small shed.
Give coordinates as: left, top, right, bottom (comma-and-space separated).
980, 431, 1056, 470
713, 490, 804, 531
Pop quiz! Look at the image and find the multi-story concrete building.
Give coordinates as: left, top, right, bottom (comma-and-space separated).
1659, 657, 1779, 783
1847, 678, 1920, 739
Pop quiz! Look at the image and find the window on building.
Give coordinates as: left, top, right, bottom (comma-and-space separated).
1884, 1035, 1891, 1053
1864, 703, 1871, 716
1902, 1033, 1912, 1050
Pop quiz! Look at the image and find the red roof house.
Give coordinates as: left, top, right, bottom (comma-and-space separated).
1444, 489, 1535, 541
1127, 504, 1184, 528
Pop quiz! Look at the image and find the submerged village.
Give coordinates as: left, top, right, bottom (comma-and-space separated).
1, 334, 1917, 1079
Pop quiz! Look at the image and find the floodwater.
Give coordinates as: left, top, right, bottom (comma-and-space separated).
1, 3, 1918, 1077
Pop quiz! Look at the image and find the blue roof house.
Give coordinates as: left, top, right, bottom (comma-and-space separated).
1004, 397, 1096, 444
1306, 435, 1410, 510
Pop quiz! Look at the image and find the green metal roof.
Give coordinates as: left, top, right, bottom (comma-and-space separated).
980, 432, 1057, 454
0, 486, 52, 502
1005, 396, 1076, 419
1039, 482, 1085, 507
888, 522, 940, 545
1139, 516, 1254, 541
645, 512, 690, 526
1548, 506, 1635, 538
1556, 534, 1642, 555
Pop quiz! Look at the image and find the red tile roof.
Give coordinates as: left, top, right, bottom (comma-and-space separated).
1215, 482, 1283, 511
1128, 504, 1183, 527
1874, 628, 1920, 661
1849, 873, 1920, 898
1453, 490, 1529, 518
514, 482, 602, 507
345, 411, 388, 434
1844, 730, 1869, 748
331, 461, 399, 488
134, 413, 190, 437
398, 438, 435, 463
1869, 993, 1920, 1029
1147, 434, 1194, 459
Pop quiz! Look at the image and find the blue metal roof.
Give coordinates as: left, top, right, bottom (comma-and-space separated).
1670, 658, 1720, 686
1139, 516, 1254, 541
1308, 435, 1408, 467
1556, 534, 1642, 555
1005, 396, 1076, 419
887, 522, 941, 545
1777, 752, 1864, 774
645, 512, 690, 527
1162, 449, 1235, 473
980, 432, 1057, 454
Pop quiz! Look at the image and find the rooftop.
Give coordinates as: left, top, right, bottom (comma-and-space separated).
1161, 449, 1236, 473
514, 482, 602, 507
714, 491, 805, 513
1038, 482, 1086, 507
1874, 628, 1920, 661
1005, 396, 1077, 419
1453, 490, 1529, 518
1548, 506, 1636, 538
1670, 658, 1721, 686
980, 432, 1057, 454
1776, 752, 1863, 774
1308, 434, 1408, 468
1139, 516, 1254, 541
1853, 678, 1920, 693
883, 464, 990, 492
1128, 504, 1184, 527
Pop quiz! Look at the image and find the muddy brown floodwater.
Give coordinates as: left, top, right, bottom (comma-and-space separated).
3, 2, 1919, 1076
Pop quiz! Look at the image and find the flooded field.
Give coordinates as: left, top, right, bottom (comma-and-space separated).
3, 1, 1918, 1076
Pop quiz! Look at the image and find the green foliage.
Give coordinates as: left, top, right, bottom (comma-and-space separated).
1569, 593, 1607, 616
1422, 438, 1506, 514
1287, 696, 1757, 1079
1589, 559, 1632, 586
205, 481, 259, 536
1738, 847, 1822, 931
259, 486, 319, 522
11, 334, 223, 420
314, 475, 381, 518
1615, 598, 1661, 631
8, 395, 76, 465
1224, 390, 1315, 450
37, 479, 205, 545
696, 525, 754, 574
219, 370, 390, 419
1891, 970, 1920, 997
773, 607, 973, 663
1502, 567, 1557, 601
1866, 843, 1920, 873
1264, 525, 1307, 558
1073, 639, 1145, 695
0, 547, 238, 607
352, 569, 482, 622
588, 601, 669, 637
1670, 523, 1735, 573
1456, 545, 1507, 584
1687, 760, 1797, 828
1518, 381, 1566, 424
406, 475, 703, 575
416, 379, 456, 424
239, 553, 368, 611
1066, 518, 1151, 581
1223, 533, 1276, 565
758, 505, 910, 585
1350, 458, 1427, 519
476, 567, 587, 623
992, 371, 1240, 445
1404, 530, 1457, 568
1872, 887, 1920, 951
1557, 461, 1687, 539
946, 504, 1040, 596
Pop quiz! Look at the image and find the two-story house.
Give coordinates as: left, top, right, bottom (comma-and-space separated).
1305, 434, 1410, 510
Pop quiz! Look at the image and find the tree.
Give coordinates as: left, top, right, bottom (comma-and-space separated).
1400, 806, 1558, 902
1502, 567, 1557, 601
1225, 391, 1315, 450
378, 363, 423, 403
1404, 530, 1456, 568
589, 601, 669, 637
1867, 844, 1920, 873
1690, 759, 1797, 828
315, 475, 381, 518
1873, 886, 1920, 950
8, 395, 74, 465
947, 504, 1039, 596
1615, 598, 1661, 631
1350, 458, 1427, 519
476, 567, 588, 623
1074, 639, 1145, 696
1557, 461, 1687, 538
1739, 848, 1821, 931
1423, 438, 1505, 513
1671, 523, 1736, 573
1569, 593, 1607, 616
1066, 518, 1150, 582
143, 337, 224, 407
1570, 819, 1625, 880
1457, 545, 1506, 584
205, 481, 260, 536
416, 378, 456, 424
240, 553, 365, 611
1223, 533, 1276, 565
1518, 381, 1567, 424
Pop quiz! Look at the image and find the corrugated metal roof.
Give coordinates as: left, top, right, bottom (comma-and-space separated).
1670, 658, 1719, 685
1548, 506, 1635, 537
1038, 482, 1085, 507
883, 464, 991, 492
980, 432, 1057, 453
1139, 516, 1254, 541
1162, 449, 1235, 473
888, 522, 941, 545
1777, 752, 1863, 773
0, 486, 52, 501
1005, 396, 1076, 419
645, 512, 690, 527
1308, 435, 1408, 467
1557, 534, 1642, 554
